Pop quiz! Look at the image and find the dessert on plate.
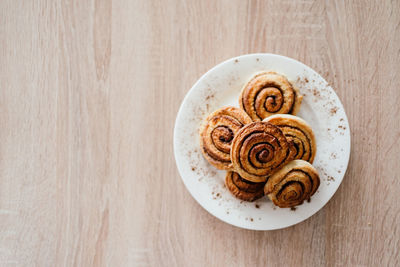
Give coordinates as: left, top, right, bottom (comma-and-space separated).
199, 71, 320, 208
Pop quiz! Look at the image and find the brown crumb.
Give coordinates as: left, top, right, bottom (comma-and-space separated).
234, 59, 239, 63
330, 153, 337, 159
327, 176, 335, 182
340, 118, 344, 121
330, 107, 338, 115
327, 128, 331, 131
273, 206, 277, 210
255, 204, 260, 209
205, 94, 215, 100
291, 207, 297, 211
338, 170, 341, 173
313, 88, 321, 97
250, 218, 254, 222
216, 193, 220, 197
256, 58, 259, 61
295, 76, 311, 88
338, 125, 346, 130
226, 211, 230, 214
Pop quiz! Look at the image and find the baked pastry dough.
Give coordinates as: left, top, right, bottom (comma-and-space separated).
200, 107, 252, 170
230, 121, 295, 182
239, 72, 302, 121
264, 160, 320, 208
225, 171, 265, 202
264, 114, 316, 163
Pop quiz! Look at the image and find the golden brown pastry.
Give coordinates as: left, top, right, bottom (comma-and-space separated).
239, 72, 302, 121
230, 121, 295, 182
225, 171, 265, 202
200, 107, 252, 170
264, 114, 316, 163
264, 160, 320, 208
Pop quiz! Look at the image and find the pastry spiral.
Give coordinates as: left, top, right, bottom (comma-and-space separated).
225, 171, 265, 202
230, 121, 295, 182
264, 160, 320, 208
239, 72, 302, 121
264, 114, 316, 163
200, 107, 252, 170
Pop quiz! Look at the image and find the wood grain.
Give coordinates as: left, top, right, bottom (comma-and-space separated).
1, 0, 399, 266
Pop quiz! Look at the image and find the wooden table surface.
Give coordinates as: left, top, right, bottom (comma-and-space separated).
1, 0, 400, 266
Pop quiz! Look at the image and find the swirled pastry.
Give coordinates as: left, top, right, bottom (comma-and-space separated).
239, 72, 302, 121
264, 114, 316, 163
264, 160, 320, 208
225, 171, 265, 202
200, 107, 252, 170
230, 121, 295, 182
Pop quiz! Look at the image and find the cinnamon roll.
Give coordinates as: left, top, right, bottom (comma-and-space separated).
264, 160, 320, 208
200, 107, 252, 170
239, 72, 302, 121
264, 114, 316, 163
230, 121, 295, 182
225, 171, 265, 202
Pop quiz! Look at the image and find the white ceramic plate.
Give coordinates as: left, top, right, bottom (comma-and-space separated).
173, 53, 350, 230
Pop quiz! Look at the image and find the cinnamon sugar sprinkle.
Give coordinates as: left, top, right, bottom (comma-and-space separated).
330, 107, 338, 115
205, 94, 215, 100
327, 176, 335, 182
313, 88, 321, 98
